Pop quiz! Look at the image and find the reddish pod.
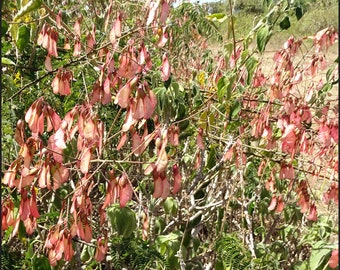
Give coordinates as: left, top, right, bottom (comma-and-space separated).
52, 69, 73, 96
95, 237, 108, 262
119, 173, 133, 208
161, 53, 170, 81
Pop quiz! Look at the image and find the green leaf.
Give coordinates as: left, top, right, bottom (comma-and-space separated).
81, 245, 93, 262
217, 74, 236, 101
198, 110, 208, 129
9, 24, 19, 42
175, 103, 186, 120
18, 220, 26, 240
230, 100, 241, 119
170, 81, 184, 95
13, 0, 43, 22
163, 197, 174, 213
207, 145, 216, 169
16, 25, 30, 52
163, 197, 178, 216
256, 25, 270, 53
217, 76, 227, 101
309, 242, 333, 270
1, 19, 9, 37
31, 256, 52, 270
245, 55, 258, 85
295, 6, 304, 21
205, 13, 227, 23
279, 16, 291, 30
2, 57, 15, 65
326, 66, 335, 82
226, 74, 235, 100
107, 204, 137, 238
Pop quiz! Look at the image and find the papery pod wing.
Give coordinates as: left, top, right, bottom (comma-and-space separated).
119, 182, 133, 208
3, 158, 21, 187
80, 147, 91, 174
146, 1, 159, 26
48, 249, 58, 267
54, 128, 66, 149
56, 10, 62, 29
153, 175, 163, 198
86, 31, 95, 54
63, 234, 75, 261
161, 177, 170, 199
83, 119, 95, 140
77, 219, 85, 240
52, 163, 69, 190
48, 134, 64, 163
122, 104, 137, 132
38, 161, 50, 189
19, 189, 30, 221
52, 70, 61, 94
47, 106, 62, 132
73, 39, 81, 57
48, 29, 58, 57
37, 113, 45, 135
117, 132, 128, 150
268, 195, 277, 211
161, 53, 170, 81
45, 54, 53, 71
134, 96, 144, 120
157, 27, 168, 47
160, 1, 170, 24
19, 171, 35, 190
14, 120, 25, 146
83, 220, 92, 242
144, 163, 156, 175
328, 249, 339, 269
98, 121, 104, 155
155, 136, 168, 173
172, 164, 181, 194
131, 127, 143, 156
54, 237, 64, 260
23, 216, 36, 235
102, 76, 112, 105
307, 202, 318, 221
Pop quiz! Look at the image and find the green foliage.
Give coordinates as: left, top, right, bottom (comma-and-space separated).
156, 232, 182, 269
215, 233, 252, 269
1, 245, 23, 270
174, 2, 223, 41
109, 235, 169, 269
107, 204, 137, 238
13, 0, 43, 22
16, 25, 31, 52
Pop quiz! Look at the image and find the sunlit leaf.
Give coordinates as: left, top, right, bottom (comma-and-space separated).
16, 25, 30, 52
2, 57, 15, 65
257, 25, 270, 53
205, 13, 227, 23
13, 0, 43, 22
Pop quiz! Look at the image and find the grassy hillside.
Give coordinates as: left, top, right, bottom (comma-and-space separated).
205, 0, 338, 44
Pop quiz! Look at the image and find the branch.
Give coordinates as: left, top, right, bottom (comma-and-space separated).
228, 0, 237, 67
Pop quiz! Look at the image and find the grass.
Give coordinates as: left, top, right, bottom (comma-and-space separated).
208, 0, 338, 47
